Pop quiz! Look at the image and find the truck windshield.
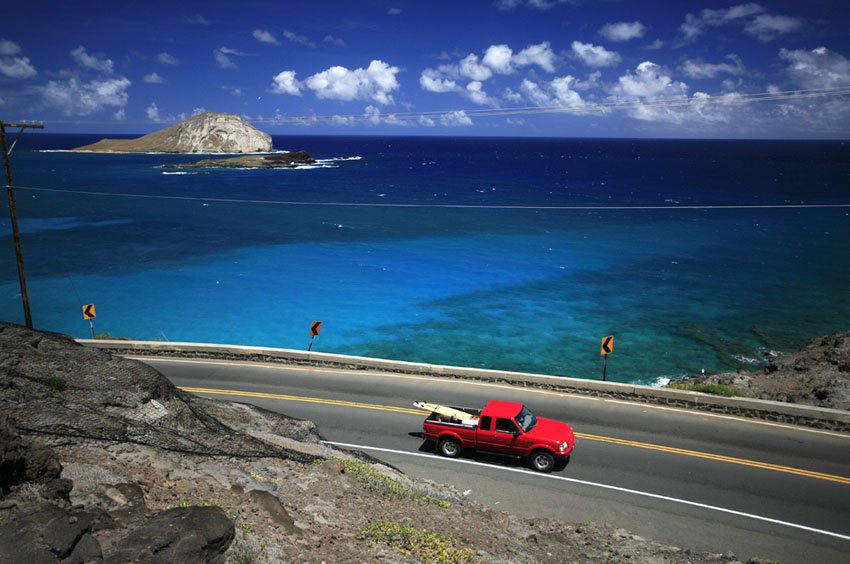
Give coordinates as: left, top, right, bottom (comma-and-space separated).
516, 406, 537, 432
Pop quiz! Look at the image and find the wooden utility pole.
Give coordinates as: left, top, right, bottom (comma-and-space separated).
1, 120, 44, 329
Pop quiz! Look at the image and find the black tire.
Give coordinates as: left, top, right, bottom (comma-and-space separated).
438, 437, 461, 458
530, 450, 555, 472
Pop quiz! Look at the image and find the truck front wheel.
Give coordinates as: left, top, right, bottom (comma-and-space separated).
438, 437, 461, 458
530, 450, 555, 472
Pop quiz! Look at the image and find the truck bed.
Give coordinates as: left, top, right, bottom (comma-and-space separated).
423, 405, 482, 426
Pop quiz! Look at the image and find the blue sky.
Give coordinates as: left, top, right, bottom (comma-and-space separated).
2, 0, 850, 138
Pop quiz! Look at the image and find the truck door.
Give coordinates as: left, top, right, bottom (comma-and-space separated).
478, 416, 520, 453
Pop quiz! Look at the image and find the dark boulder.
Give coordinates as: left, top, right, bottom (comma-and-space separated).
0, 414, 62, 497
0, 501, 102, 562
105, 505, 234, 564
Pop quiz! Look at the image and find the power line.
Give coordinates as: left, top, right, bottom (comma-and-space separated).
251, 86, 850, 125
15, 185, 850, 211
21, 85, 850, 126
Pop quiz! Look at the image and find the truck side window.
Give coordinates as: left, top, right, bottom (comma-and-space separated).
496, 418, 518, 434
479, 416, 492, 431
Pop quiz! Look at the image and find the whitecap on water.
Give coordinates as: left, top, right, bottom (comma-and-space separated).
732, 354, 764, 365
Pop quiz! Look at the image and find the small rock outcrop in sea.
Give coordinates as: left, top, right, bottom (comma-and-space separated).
165, 150, 316, 169
72, 112, 272, 153
670, 332, 850, 410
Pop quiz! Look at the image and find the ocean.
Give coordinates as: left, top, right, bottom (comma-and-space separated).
1, 134, 848, 384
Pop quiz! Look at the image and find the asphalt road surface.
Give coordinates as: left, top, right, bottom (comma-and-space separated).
136, 356, 850, 564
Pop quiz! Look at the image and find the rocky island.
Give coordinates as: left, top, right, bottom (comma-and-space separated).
164, 150, 317, 170
72, 112, 272, 153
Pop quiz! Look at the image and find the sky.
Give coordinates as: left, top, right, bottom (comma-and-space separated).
2, 0, 850, 138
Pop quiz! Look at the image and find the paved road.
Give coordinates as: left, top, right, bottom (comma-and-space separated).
137, 356, 850, 563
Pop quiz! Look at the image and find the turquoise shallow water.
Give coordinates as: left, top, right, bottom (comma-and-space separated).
1, 135, 848, 383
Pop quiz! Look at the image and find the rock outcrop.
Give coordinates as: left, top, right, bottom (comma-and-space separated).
165, 150, 316, 169
73, 112, 272, 154
671, 332, 850, 409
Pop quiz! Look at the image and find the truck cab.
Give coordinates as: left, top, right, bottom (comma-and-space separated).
419, 400, 575, 472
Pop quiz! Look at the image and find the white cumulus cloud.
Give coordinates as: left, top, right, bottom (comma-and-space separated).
144, 72, 165, 84
0, 53, 37, 78
466, 81, 499, 106
440, 110, 473, 126
42, 76, 131, 116
253, 29, 279, 45
551, 75, 585, 108
520, 76, 585, 108
679, 3, 800, 44
613, 61, 687, 98
270, 70, 303, 95
0, 40, 23, 56
599, 21, 647, 42
681, 54, 744, 79
283, 30, 316, 48
324, 35, 346, 47
458, 54, 493, 81
513, 42, 556, 72
146, 102, 160, 120
420, 68, 459, 93
304, 60, 400, 104
158, 52, 179, 66
483, 44, 514, 74
494, 0, 576, 11
745, 14, 803, 42
71, 46, 114, 74
421, 41, 556, 97
571, 41, 621, 67
520, 79, 552, 106
780, 47, 850, 89
610, 61, 691, 123
214, 47, 247, 69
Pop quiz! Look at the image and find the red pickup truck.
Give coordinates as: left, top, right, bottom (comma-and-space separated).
416, 400, 575, 472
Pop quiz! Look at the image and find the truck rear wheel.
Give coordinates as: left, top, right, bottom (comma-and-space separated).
530, 450, 555, 472
438, 437, 461, 458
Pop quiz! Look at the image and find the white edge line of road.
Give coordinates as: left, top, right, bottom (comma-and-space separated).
137, 357, 849, 439
324, 440, 850, 543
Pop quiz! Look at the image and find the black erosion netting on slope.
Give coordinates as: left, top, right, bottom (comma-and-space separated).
0, 322, 318, 463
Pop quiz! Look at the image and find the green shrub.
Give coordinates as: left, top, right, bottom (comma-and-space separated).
357, 520, 473, 563
342, 458, 450, 508
667, 382, 741, 397
228, 523, 269, 564
41, 376, 67, 391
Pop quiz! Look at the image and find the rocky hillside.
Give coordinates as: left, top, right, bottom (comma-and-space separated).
0, 322, 769, 563
72, 112, 272, 153
672, 332, 850, 410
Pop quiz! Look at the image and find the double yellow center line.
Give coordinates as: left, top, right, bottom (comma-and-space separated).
575, 432, 850, 484
180, 386, 850, 486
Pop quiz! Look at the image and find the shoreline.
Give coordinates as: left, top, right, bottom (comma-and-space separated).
77, 335, 850, 431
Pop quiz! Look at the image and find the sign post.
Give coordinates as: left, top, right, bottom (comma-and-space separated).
308, 321, 322, 352
82, 303, 96, 339
600, 335, 614, 381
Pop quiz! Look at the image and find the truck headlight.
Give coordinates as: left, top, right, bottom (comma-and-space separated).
559, 441, 569, 452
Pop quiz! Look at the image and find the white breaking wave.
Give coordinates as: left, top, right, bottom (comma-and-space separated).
732, 354, 764, 365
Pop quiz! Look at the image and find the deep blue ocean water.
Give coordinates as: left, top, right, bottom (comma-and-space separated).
1, 134, 848, 384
